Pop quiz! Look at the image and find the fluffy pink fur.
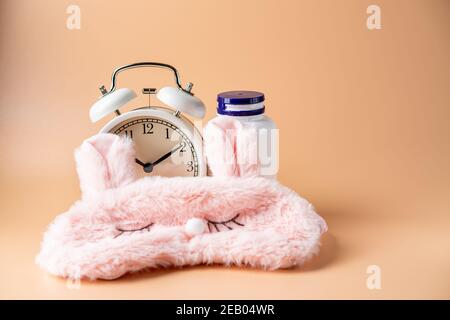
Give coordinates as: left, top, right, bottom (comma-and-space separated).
204, 117, 275, 178
203, 117, 243, 177
36, 133, 327, 280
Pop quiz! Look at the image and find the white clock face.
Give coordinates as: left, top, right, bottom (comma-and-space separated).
109, 116, 200, 177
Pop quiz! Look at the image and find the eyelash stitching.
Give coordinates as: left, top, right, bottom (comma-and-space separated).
207, 214, 244, 233
114, 222, 154, 238
113, 214, 244, 238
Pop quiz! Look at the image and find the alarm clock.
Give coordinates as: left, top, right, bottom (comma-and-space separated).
89, 62, 206, 177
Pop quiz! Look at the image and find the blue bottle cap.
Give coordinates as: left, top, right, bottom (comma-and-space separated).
217, 91, 265, 116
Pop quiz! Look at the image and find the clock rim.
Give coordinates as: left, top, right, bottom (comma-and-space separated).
98, 108, 206, 177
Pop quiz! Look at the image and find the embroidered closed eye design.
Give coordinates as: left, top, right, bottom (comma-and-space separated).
113, 214, 245, 238
114, 222, 154, 238
206, 214, 244, 233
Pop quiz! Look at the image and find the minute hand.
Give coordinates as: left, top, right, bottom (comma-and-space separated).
152, 143, 184, 167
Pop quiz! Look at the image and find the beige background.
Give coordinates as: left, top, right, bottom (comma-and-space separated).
0, 0, 449, 299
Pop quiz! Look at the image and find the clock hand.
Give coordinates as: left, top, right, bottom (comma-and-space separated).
135, 158, 145, 167
134, 143, 183, 173
152, 143, 184, 167
135, 158, 154, 173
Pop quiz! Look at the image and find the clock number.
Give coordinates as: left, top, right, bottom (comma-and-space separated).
180, 141, 186, 153
186, 161, 194, 172
142, 123, 154, 134
124, 130, 133, 139
165, 128, 170, 139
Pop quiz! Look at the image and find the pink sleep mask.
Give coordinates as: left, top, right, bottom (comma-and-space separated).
36, 133, 327, 280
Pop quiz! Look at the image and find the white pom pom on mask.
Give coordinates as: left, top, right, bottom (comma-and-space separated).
185, 218, 207, 236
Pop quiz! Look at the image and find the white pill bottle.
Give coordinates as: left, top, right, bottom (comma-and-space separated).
207, 91, 279, 178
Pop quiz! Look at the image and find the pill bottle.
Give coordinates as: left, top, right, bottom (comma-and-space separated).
210, 90, 278, 178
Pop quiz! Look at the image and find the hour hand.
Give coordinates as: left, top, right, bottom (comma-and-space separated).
135, 158, 153, 173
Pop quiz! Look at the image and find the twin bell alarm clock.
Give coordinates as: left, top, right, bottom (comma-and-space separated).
89, 62, 206, 177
